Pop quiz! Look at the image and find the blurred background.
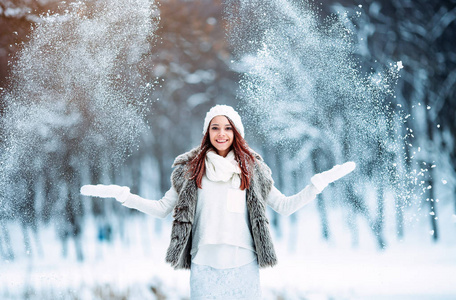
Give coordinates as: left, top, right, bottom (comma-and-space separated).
0, 0, 455, 299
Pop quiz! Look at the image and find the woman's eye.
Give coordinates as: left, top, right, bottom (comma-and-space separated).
226, 127, 232, 130
211, 127, 218, 130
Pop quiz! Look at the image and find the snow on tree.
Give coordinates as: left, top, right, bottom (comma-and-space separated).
226, 0, 408, 247
0, 0, 158, 257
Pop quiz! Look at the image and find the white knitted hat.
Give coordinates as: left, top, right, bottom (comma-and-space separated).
202, 105, 245, 138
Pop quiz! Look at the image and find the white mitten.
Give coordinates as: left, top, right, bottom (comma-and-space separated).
80, 184, 131, 203
311, 162, 356, 193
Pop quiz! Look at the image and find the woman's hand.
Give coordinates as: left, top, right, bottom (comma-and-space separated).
311, 162, 356, 193
80, 184, 130, 203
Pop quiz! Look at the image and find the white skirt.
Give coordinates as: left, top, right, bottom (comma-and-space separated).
190, 260, 261, 300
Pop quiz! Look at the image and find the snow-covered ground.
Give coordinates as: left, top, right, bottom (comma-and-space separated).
1, 201, 455, 300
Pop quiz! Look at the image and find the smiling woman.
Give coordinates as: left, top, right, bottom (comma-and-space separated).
208, 115, 234, 157
80, 104, 356, 299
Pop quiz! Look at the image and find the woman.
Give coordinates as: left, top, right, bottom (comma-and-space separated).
81, 104, 355, 299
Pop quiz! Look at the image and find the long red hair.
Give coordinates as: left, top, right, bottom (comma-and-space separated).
188, 118, 255, 190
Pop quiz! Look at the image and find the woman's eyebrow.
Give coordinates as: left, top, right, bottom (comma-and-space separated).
211, 123, 231, 126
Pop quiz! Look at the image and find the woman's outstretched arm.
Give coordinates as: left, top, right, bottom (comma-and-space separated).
266, 184, 319, 217
81, 184, 178, 218
122, 187, 178, 218
266, 161, 356, 216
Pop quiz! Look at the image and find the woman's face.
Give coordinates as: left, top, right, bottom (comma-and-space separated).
209, 115, 234, 157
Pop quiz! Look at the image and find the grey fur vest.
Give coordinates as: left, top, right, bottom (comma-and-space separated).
165, 147, 278, 269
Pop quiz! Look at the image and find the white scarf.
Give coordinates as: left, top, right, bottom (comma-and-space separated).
205, 150, 241, 188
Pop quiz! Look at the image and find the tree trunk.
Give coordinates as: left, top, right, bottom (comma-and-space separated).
427, 176, 438, 241
311, 148, 331, 240
272, 147, 284, 237
0, 220, 14, 260
425, 93, 438, 241
316, 194, 330, 240
395, 196, 404, 239
374, 183, 386, 249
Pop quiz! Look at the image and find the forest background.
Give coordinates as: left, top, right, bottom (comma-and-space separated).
0, 0, 455, 299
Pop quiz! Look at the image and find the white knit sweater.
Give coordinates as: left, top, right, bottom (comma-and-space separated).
123, 176, 318, 269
